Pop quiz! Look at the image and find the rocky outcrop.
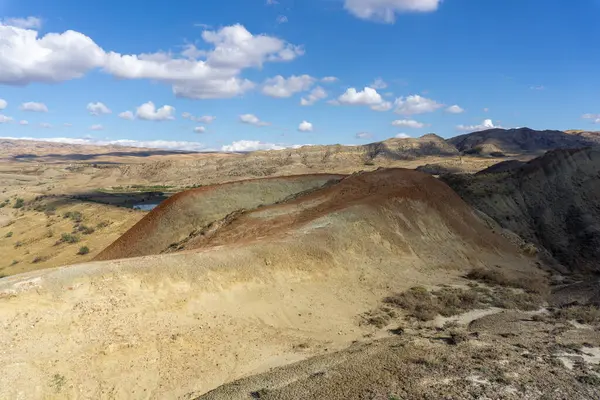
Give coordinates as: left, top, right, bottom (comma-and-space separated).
444, 147, 600, 273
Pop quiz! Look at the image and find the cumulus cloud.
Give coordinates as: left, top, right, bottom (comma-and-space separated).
391, 119, 425, 128
0, 136, 209, 152
276, 15, 288, 24
456, 119, 501, 132
118, 111, 135, 120
221, 140, 286, 152
182, 113, 216, 123
355, 132, 373, 139
337, 87, 392, 112
261, 75, 315, 98
370, 78, 387, 89
0, 114, 13, 123
300, 86, 327, 106
394, 95, 442, 115
20, 102, 48, 112
445, 105, 464, 114
194, 126, 206, 133
0, 23, 303, 99
321, 76, 338, 83
2, 17, 42, 29
582, 113, 600, 124
395, 133, 411, 139
19, 120, 28, 125
87, 102, 111, 115
239, 114, 270, 126
0, 99, 7, 110
135, 101, 175, 121
298, 121, 313, 132
90, 124, 104, 131
344, 0, 442, 23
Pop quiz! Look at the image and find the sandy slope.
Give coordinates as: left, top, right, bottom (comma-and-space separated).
0, 169, 539, 399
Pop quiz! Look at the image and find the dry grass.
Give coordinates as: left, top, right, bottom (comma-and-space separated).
553, 306, 600, 325
465, 267, 548, 295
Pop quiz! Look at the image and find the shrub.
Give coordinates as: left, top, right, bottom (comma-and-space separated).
76, 225, 95, 235
553, 306, 600, 325
60, 233, 80, 244
13, 198, 24, 209
14, 241, 23, 248
465, 267, 548, 295
77, 246, 90, 255
96, 221, 110, 229
63, 211, 83, 223
32, 256, 49, 264
5, 231, 13, 238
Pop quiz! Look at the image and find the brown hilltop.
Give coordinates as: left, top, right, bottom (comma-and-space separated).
95, 173, 345, 261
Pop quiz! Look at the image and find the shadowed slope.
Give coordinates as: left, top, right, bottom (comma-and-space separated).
444, 147, 600, 273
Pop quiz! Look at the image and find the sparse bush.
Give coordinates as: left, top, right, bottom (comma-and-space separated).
553, 306, 600, 325
76, 225, 95, 235
63, 211, 83, 223
14, 241, 23, 248
10, 260, 18, 266
77, 246, 90, 255
5, 231, 13, 238
96, 221, 110, 229
32, 256, 49, 264
447, 329, 469, 345
13, 198, 24, 209
466, 267, 548, 295
60, 233, 80, 244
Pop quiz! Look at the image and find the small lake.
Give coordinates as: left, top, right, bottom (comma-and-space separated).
133, 203, 160, 211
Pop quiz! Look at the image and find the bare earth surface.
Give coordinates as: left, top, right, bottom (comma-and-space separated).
1, 136, 600, 399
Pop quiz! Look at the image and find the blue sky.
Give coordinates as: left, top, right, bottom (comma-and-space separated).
0, 0, 598, 151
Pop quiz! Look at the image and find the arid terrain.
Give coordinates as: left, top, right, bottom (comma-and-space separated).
1, 129, 600, 399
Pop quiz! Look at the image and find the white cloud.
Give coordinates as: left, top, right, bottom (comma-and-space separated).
355, 132, 373, 139
87, 102, 111, 115
19, 120, 28, 125
0, 136, 209, 152
582, 114, 600, 123
456, 119, 501, 132
394, 95, 442, 115
194, 126, 206, 133
298, 121, 313, 132
276, 15, 288, 24
0, 23, 303, 99
530, 85, 545, 90
20, 102, 48, 112
392, 119, 425, 128
0, 24, 105, 85
118, 111, 135, 120
395, 133, 411, 139
445, 105, 464, 114
483, 108, 489, 113
321, 76, 338, 83
221, 140, 285, 152
0, 114, 13, 123
261, 75, 315, 98
370, 78, 387, 89
182, 113, 216, 123
0, 99, 7, 110
300, 86, 327, 106
239, 114, 270, 126
337, 87, 392, 111
90, 124, 104, 131
2, 17, 42, 29
63, 123, 73, 127
135, 101, 175, 121
344, 0, 442, 23
266, 0, 279, 4
39, 122, 52, 128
